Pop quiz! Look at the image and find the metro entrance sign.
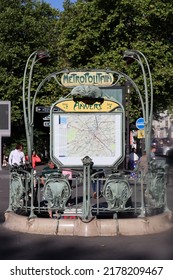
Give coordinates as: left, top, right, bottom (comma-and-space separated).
136, 117, 145, 130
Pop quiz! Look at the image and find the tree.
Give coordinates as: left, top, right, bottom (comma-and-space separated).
0, 0, 61, 149
57, 0, 173, 121
1, 0, 173, 150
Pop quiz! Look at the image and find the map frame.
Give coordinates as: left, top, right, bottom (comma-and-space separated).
50, 110, 125, 168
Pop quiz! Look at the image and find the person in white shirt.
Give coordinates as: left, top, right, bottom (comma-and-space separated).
8, 143, 25, 166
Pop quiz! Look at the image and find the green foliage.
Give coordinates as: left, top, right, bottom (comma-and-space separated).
57, 0, 173, 119
1, 0, 173, 149
0, 0, 60, 127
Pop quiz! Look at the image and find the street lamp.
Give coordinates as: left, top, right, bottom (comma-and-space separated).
22, 50, 49, 164
125, 81, 131, 169
123, 49, 153, 162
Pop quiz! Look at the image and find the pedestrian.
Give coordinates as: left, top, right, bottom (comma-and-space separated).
138, 150, 148, 174
2, 155, 8, 167
91, 166, 105, 199
129, 148, 139, 170
41, 160, 57, 183
151, 146, 156, 159
138, 146, 156, 175
8, 143, 25, 166
26, 150, 41, 170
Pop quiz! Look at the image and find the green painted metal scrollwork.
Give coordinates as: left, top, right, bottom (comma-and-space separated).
7, 165, 31, 212
43, 173, 71, 211
102, 173, 132, 210
10, 172, 24, 210
145, 159, 168, 209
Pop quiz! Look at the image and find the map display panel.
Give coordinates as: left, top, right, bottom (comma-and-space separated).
51, 113, 123, 167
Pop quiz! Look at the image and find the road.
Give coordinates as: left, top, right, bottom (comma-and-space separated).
0, 166, 173, 260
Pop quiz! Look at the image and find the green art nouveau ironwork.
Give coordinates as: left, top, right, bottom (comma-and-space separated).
102, 173, 132, 210
43, 173, 71, 212
145, 159, 168, 211
6, 50, 170, 224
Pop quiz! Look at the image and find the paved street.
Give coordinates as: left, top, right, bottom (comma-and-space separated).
0, 166, 173, 260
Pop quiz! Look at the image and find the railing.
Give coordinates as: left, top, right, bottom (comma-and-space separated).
6, 158, 169, 220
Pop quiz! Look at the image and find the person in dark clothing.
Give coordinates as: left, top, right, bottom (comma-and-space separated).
91, 167, 105, 199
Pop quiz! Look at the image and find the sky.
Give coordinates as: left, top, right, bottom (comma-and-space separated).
43, 0, 76, 11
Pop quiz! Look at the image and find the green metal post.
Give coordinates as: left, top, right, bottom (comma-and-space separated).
123, 50, 153, 162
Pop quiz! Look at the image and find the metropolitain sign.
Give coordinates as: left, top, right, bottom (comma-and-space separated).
61, 72, 114, 87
